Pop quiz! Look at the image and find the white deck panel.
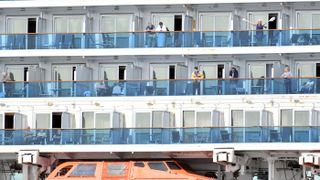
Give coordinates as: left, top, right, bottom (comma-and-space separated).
0, 46, 319, 57
0, 143, 319, 153
0, 0, 318, 8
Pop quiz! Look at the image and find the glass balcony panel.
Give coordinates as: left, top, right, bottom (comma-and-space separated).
245, 127, 261, 142
0, 77, 317, 98
0, 127, 317, 145
232, 127, 244, 143
134, 129, 151, 144
0, 29, 318, 50
294, 127, 309, 142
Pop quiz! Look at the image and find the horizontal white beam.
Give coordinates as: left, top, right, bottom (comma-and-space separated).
0, 0, 317, 8
0, 46, 319, 57
0, 143, 319, 154
0, 94, 319, 107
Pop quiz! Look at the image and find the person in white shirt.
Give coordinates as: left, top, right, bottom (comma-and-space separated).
156, 22, 167, 47
281, 66, 293, 94
155, 22, 167, 31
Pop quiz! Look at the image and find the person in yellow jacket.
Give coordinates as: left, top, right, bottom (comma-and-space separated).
191, 66, 204, 95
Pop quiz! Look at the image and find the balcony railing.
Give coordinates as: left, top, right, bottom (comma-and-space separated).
0, 77, 317, 98
0, 127, 318, 145
0, 29, 319, 50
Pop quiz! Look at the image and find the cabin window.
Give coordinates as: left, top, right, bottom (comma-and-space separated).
101, 15, 132, 32
245, 111, 260, 126
36, 113, 50, 129
82, 112, 111, 128
135, 112, 150, 128
166, 162, 181, 170
55, 165, 73, 177
153, 111, 164, 128
183, 111, 213, 127
7, 17, 28, 33
281, 109, 310, 126
231, 110, 261, 127
200, 13, 231, 31
197, 112, 211, 127
134, 162, 145, 167
231, 110, 244, 127
70, 164, 96, 176
148, 162, 168, 172
297, 12, 320, 29
183, 111, 195, 127
96, 113, 111, 128
54, 16, 84, 33
107, 164, 127, 176
280, 109, 293, 126
294, 111, 309, 126
82, 112, 94, 128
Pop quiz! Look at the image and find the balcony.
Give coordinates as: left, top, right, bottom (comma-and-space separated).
0, 77, 317, 98
0, 127, 318, 145
0, 29, 319, 50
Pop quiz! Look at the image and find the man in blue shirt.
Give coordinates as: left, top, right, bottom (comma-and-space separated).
145, 22, 156, 47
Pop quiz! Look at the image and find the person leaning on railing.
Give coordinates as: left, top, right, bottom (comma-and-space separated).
191, 66, 204, 95
155, 22, 167, 47
145, 22, 156, 47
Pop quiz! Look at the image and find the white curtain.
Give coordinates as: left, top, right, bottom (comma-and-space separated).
197, 112, 211, 127
183, 111, 195, 127
281, 109, 292, 126
36, 113, 50, 129
82, 112, 94, 128
135, 112, 150, 128
7, 18, 27, 33
232, 110, 243, 127
96, 113, 110, 128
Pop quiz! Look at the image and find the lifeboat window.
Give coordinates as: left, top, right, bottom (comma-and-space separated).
166, 162, 181, 170
107, 163, 126, 176
70, 164, 96, 176
148, 162, 168, 172
55, 165, 73, 177
134, 162, 145, 167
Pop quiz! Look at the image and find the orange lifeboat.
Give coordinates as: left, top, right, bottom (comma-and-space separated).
47, 160, 214, 180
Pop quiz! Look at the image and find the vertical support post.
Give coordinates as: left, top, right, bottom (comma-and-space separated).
302, 166, 306, 180
217, 164, 222, 180
22, 164, 39, 180
268, 158, 276, 180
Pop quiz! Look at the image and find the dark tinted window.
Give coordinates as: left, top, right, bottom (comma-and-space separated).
134, 162, 145, 167
55, 165, 73, 177
166, 162, 181, 170
107, 163, 126, 176
70, 164, 96, 176
148, 162, 168, 172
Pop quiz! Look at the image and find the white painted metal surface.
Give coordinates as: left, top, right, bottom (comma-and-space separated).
0, 143, 320, 153
0, 0, 318, 8
0, 46, 319, 57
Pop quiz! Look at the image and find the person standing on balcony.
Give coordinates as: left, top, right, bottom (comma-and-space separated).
155, 22, 167, 47
191, 66, 204, 95
229, 67, 239, 94
246, 19, 267, 46
1, 71, 13, 97
145, 22, 156, 47
281, 66, 293, 94
229, 67, 239, 79
255, 20, 267, 46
